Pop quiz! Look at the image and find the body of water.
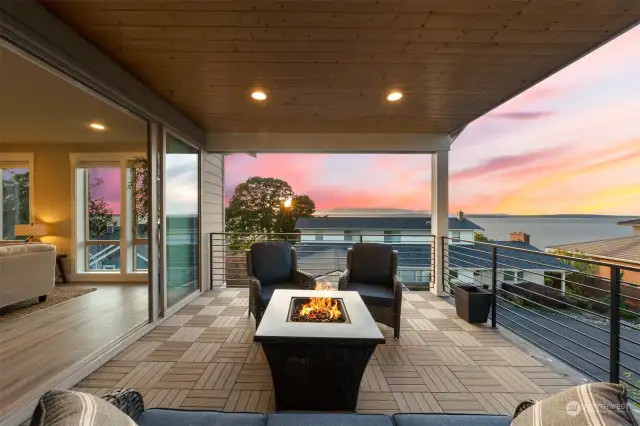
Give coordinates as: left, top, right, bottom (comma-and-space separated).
467, 215, 636, 249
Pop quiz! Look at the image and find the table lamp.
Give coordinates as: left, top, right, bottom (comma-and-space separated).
14, 223, 48, 243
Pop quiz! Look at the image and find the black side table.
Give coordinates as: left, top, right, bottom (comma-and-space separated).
56, 254, 69, 283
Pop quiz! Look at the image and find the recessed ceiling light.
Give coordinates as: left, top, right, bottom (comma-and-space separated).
251, 91, 267, 101
387, 91, 403, 102
89, 122, 106, 130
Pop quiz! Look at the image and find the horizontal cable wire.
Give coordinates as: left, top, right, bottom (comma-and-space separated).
495, 293, 610, 350
496, 312, 608, 378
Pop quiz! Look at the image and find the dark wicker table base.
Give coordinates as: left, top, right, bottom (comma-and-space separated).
261, 342, 377, 411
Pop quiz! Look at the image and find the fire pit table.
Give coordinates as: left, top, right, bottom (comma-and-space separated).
254, 288, 385, 411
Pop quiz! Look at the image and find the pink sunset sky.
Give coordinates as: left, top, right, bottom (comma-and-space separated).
225, 25, 640, 215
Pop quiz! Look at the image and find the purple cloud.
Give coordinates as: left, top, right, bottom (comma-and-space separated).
489, 111, 555, 120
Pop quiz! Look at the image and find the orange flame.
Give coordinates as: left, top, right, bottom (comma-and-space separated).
298, 282, 342, 321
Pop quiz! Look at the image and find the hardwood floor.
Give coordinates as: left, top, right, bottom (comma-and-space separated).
0, 284, 148, 423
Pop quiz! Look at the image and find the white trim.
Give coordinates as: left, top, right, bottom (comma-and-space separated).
70, 152, 145, 277
206, 132, 450, 153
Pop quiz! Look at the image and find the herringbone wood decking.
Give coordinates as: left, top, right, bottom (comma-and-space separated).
74, 289, 576, 414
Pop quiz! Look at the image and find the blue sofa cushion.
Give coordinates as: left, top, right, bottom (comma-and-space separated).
251, 242, 293, 286
392, 413, 512, 426
267, 413, 393, 426
350, 243, 394, 286
136, 409, 266, 426
347, 282, 395, 308
260, 282, 306, 305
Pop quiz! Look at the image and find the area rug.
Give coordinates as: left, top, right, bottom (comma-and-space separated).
0, 286, 97, 323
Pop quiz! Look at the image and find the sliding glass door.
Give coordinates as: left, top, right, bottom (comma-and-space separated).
165, 133, 200, 308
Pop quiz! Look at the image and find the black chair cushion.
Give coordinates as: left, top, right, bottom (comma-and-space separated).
350, 243, 393, 286
260, 282, 305, 306
347, 283, 395, 308
251, 242, 293, 286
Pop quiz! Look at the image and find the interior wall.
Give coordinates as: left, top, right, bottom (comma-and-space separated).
0, 142, 145, 257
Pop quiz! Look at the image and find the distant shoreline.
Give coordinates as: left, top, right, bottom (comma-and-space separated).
315, 211, 635, 219
467, 214, 636, 219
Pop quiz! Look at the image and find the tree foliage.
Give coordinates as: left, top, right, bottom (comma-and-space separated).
548, 249, 597, 296
473, 231, 494, 242
292, 195, 316, 218
1, 171, 30, 238
225, 177, 316, 238
128, 156, 153, 235
88, 172, 116, 239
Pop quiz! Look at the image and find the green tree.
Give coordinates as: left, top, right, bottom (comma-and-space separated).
474, 231, 494, 242
88, 172, 116, 239
128, 156, 151, 236
1, 171, 30, 239
225, 177, 316, 237
292, 195, 316, 218
548, 249, 597, 296
279, 195, 316, 234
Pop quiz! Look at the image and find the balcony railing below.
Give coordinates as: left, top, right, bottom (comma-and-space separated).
442, 237, 640, 406
210, 232, 435, 290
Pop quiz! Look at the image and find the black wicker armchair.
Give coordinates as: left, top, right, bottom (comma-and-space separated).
247, 241, 316, 326
339, 243, 402, 338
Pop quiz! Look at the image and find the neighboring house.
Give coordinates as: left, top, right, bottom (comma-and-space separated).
296, 212, 481, 244
548, 232, 640, 286
295, 215, 567, 288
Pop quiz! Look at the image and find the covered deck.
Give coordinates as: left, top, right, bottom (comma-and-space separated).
74, 288, 576, 415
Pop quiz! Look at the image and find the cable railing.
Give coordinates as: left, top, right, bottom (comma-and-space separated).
442, 237, 640, 405
210, 232, 435, 290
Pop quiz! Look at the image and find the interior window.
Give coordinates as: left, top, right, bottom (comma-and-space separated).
0, 165, 30, 240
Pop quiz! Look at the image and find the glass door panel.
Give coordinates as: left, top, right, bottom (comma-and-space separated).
165, 133, 200, 307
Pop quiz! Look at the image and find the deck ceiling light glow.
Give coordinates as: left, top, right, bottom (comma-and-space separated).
387, 91, 403, 102
89, 122, 106, 130
251, 91, 267, 101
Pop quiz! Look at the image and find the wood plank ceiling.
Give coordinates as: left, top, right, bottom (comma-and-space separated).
41, 1, 639, 134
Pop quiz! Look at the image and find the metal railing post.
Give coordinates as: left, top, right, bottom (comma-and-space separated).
441, 236, 446, 293
609, 266, 621, 383
491, 246, 498, 329
209, 233, 213, 290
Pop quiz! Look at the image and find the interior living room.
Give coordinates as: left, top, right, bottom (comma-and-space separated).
0, 42, 151, 421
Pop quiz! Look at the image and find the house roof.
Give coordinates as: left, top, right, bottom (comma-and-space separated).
618, 219, 640, 226
295, 241, 568, 278
296, 216, 483, 231
548, 236, 640, 265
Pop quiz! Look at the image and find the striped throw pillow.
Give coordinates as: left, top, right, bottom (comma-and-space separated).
31, 390, 137, 426
512, 383, 639, 426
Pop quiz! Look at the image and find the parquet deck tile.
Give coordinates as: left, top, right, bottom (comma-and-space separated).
77, 289, 578, 414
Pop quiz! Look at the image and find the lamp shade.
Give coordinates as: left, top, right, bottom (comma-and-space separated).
14, 223, 48, 237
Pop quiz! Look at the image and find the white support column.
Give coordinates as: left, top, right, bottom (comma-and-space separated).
431, 151, 449, 296
561, 271, 566, 296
